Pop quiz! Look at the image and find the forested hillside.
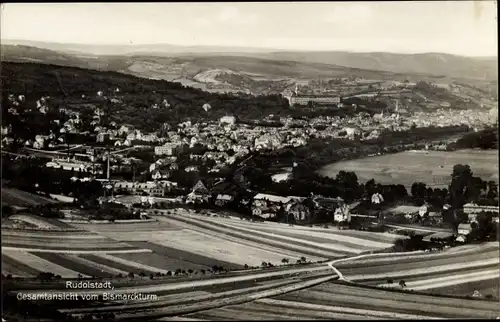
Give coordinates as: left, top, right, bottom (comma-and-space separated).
1, 62, 291, 130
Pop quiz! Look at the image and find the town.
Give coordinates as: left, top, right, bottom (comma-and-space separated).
1, 2, 499, 321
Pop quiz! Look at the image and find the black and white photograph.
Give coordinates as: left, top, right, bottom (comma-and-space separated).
1, 1, 499, 320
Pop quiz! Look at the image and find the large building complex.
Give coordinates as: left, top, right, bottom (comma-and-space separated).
285, 84, 341, 107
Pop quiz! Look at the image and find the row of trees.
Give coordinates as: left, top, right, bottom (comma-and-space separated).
452, 127, 498, 150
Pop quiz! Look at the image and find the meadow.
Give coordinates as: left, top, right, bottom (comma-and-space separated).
318, 149, 499, 188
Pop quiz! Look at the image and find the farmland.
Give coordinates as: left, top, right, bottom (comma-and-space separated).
1, 187, 57, 207
3, 208, 500, 320
318, 149, 499, 188
189, 282, 499, 320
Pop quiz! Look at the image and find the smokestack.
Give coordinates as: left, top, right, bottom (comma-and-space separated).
106, 150, 110, 180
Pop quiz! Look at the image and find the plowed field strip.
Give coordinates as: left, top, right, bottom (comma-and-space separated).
337, 248, 498, 270
127, 241, 240, 269
192, 216, 359, 254
79, 254, 159, 275
162, 216, 342, 258
32, 253, 116, 278
312, 283, 500, 311
2, 254, 41, 276
2, 250, 88, 278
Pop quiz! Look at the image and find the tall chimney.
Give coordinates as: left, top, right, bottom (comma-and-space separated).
106, 150, 110, 180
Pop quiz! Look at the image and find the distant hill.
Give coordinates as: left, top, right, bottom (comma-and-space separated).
257, 51, 498, 81
1, 39, 278, 56
0, 45, 92, 68
2, 45, 412, 95
2, 41, 496, 93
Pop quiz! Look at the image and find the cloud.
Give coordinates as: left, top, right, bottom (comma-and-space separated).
216, 6, 258, 24
324, 4, 373, 24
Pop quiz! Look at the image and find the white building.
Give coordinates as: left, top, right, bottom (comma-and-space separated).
154, 142, 184, 156
334, 204, 351, 223
220, 116, 236, 126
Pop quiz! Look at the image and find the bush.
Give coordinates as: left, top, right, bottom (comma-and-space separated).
37, 272, 55, 281
188, 269, 193, 274
200, 269, 206, 275
166, 271, 172, 276
139, 272, 146, 277
387, 279, 393, 284
128, 272, 135, 278
244, 264, 249, 269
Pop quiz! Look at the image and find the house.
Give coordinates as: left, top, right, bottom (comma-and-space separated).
186, 180, 210, 204
285, 201, 310, 222
371, 193, 384, 204
463, 203, 499, 222
418, 204, 429, 217
185, 165, 199, 172
33, 135, 46, 149
152, 169, 171, 180
220, 116, 236, 126
126, 132, 137, 141
155, 142, 184, 156
215, 194, 233, 207
118, 125, 134, 136
428, 212, 443, 224
96, 133, 110, 143
313, 196, 344, 212
457, 223, 472, 236
252, 193, 303, 217
334, 204, 351, 223
149, 184, 167, 197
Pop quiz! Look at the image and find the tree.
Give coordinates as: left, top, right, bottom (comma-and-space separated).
1, 205, 14, 218
281, 258, 289, 264
411, 182, 427, 201
486, 181, 498, 200
449, 164, 473, 208
399, 280, 406, 288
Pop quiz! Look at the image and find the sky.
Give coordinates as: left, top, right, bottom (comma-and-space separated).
1, 1, 497, 57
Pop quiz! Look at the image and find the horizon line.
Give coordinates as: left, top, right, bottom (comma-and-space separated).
2, 38, 497, 58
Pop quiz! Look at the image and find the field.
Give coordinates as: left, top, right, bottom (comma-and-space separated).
1, 187, 57, 207
318, 149, 499, 188
184, 282, 499, 320
3, 208, 500, 320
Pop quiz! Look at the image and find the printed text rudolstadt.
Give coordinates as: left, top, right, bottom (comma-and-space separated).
65, 281, 114, 290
